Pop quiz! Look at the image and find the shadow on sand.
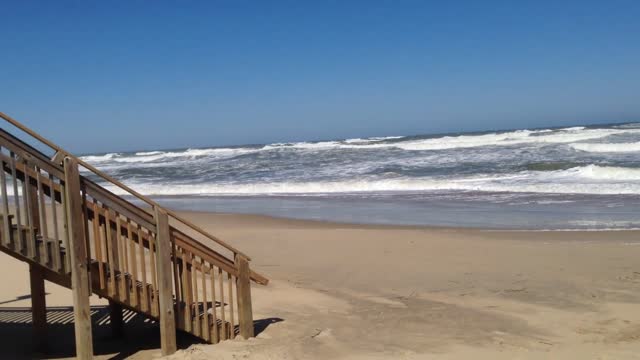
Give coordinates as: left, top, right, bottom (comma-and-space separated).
0, 303, 283, 359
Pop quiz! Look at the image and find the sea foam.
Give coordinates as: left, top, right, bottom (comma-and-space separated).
570, 142, 640, 153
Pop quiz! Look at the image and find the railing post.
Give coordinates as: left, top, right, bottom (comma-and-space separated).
29, 264, 47, 352
63, 157, 93, 359
235, 254, 254, 339
154, 206, 177, 355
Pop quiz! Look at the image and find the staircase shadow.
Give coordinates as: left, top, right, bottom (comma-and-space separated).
0, 305, 203, 359
253, 317, 284, 336
0, 306, 284, 359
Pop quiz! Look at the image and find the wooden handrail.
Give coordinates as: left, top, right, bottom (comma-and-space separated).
0, 144, 268, 285
0, 112, 250, 259
0, 116, 267, 355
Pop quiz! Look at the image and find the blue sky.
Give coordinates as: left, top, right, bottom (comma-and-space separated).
1, 1, 639, 153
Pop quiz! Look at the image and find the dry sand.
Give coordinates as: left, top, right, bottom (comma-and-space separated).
1, 211, 640, 359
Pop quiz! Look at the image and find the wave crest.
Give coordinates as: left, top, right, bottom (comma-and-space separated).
570, 142, 640, 153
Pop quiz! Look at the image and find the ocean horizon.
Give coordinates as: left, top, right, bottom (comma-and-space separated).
79, 121, 640, 230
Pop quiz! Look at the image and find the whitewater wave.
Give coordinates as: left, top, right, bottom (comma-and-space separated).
81, 147, 259, 164
81, 153, 120, 162
570, 142, 640, 153
258, 127, 640, 152
394, 128, 639, 151
99, 165, 640, 196
135, 151, 164, 156
80, 127, 640, 167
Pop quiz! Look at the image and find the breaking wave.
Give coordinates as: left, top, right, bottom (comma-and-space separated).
99, 165, 640, 196
570, 142, 640, 153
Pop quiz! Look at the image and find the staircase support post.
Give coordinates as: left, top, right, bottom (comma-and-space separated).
29, 264, 47, 352
108, 300, 124, 337
63, 157, 93, 360
154, 206, 177, 355
236, 254, 254, 339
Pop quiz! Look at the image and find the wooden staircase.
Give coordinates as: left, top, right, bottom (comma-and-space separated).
0, 112, 268, 358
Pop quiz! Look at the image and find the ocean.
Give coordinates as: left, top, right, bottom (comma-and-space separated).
81, 123, 640, 230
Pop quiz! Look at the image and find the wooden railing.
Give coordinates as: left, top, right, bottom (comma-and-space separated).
0, 112, 267, 358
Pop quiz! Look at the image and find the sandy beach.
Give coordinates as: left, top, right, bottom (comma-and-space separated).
1, 211, 639, 359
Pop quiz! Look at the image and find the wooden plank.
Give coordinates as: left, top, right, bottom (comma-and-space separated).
128, 221, 139, 308
0, 158, 11, 248
228, 272, 235, 339
0, 152, 62, 202
9, 153, 22, 253
183, 251, 193, 333
63, 157, 93, 359
149, 231, 158, 316
26, 181, 40, 260
22, 161, 35, 258
236, 254, 254, 339
173, 233, 239, 277
80, 180, 155, 231
1, 130, 269, 285
193, 261, 201, 338
218, 267, 226, 340
49, 175, 61, 271
137, 226, 149, 312
201, 259, 210, 342
171, 236, 181, 328
92, 201, 105, 290
209, 265, 219, 343
36, 167, 48, 238
0, 129, 64, 179
154, 206, 177, 355
81, 188, 91, 282
29, 264, 47, 352
105, 210, 118, 297
59, 180, 71, 272
116, 215, 128, 302
50, 150, 65, 164
166, 210, 249, 259
1, 116, 248, 263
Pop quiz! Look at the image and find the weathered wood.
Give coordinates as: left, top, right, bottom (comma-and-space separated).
22, 161, 36, 258
201, 260, 210, 342
63, 157, 93, 359
193, 263, 201, 338
0, 113, 269, 348
128, 222, 139, 307
29, 264, 47, 352
0, 159, 11, 247
137, 226, 149, 312
209, 265, 219, 343
218, 267, 226, 340
182, 251, 193, 332
59, 180, 71, 272
36, 167, 48, 240
9, 154, 23, 253
109, 300, 124, 338
50, 150, 66, 165
49, 175, 61, 271
236, 254, 254, 339
116, 216, 127, 302
92, 202, 105, 290
0, 129, 65, 179
26, 165, 42, 262
228, 272, 235, 339
81, 188, 91, 281
154, 207, 177, 355
105, 210, 118, 297
149, 231, 158, 316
